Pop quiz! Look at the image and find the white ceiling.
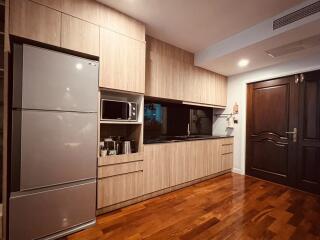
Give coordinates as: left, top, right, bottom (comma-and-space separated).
98, 0, 303, 52
202, 18, 320, 75
98, 0, 320, 76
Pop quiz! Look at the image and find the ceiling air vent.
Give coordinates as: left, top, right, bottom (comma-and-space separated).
265, 33, 320, 57
273, 1, 320, 30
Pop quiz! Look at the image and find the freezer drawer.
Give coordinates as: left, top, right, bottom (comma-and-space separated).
12, 44, 98, 112
9, 180, 96, 240
11, 110, 97, 191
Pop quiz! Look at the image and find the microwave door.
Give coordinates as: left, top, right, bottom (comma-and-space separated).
122, 102, 129, 120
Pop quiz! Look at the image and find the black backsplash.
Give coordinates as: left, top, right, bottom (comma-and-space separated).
144, 100, 213, 142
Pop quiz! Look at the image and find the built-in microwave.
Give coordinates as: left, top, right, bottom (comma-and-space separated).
101, 99, 138, 121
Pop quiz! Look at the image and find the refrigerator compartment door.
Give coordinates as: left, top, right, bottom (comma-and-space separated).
13, 110, 97, 191
9, 181, 96, 240
13, 44, 98, 112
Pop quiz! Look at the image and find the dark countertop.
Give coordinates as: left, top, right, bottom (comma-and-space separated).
144, 135, 233, 145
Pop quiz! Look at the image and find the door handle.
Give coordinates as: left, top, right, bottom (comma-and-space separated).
286, 128, 297, 143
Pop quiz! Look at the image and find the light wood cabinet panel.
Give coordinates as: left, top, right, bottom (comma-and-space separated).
97, 171, 142, 208
146, 138, 234, 192
146, 54, 184, 100
214, 74, 228, 106
99, 5, 145, 41
221, 153, 233, 171
98, 161, 143, 179
146, 36, 227, 106
170, 143, 188, 186
218, 138, 234, 171
207, 140, 221, 175
146, 37, 192, 100
143, 144, 171, 194
98, 152, 143, 166
61, 0, 100, 25
10, 0, 61, 46
31, 0, 62, 10
61, 14, 99, 56
100, 27, 145, 93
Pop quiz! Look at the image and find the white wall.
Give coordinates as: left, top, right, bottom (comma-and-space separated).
213, 53, 320, 174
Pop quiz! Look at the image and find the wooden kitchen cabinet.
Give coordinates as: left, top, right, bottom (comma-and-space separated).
170, 142, 189, 186
97, 171, 143, 208
143, 144, 171, 194
219, 138, 234, 171
146, 52, 185, 100
146, 36, 192, 100
98, 4, 145, 41
99, 27, 146, 93
10, 0, 61, 46
61, 0, 100, 25
144, 138, 234, 193
61, 14, 99, 56
146, 36, 228, 107
31, 0, 62, 11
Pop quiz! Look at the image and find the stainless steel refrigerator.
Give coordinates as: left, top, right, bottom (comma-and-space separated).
9, 44, 98, 240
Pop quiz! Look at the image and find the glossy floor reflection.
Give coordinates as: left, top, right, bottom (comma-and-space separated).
66, 173, 320, 240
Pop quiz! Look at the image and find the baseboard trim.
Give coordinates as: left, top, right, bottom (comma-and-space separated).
96, 170, 231, 215
232, 168, 245, 175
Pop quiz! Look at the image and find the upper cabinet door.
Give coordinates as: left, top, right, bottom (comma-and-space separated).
99, 28, 146, 93
61, 14, 99, 56
10, 0, 61, 47
61, 0, 100, 25
98, 5, 145, 41
31, 0, 62, 11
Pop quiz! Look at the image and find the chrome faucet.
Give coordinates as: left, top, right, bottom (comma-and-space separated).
187, 123, 190, 136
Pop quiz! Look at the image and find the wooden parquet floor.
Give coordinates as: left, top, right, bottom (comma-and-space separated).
66, 173, 320, 240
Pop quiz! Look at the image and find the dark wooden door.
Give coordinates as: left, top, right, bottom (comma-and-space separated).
246, 76, 299, 186
246, 71, 320, 194
296, 70, 320, 194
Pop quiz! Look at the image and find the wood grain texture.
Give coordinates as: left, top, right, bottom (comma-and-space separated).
219, 138, 234, 171
10, 0, 61, 46
61, 14, 99, 56
144, 138, 234, 194
61, 0, 145, 41
143, 144, 171, 194
67, 173, 320, 240
97, 170, 229, 215
31, 0, 62, 10
221, 153, 233, 171
98, 4, 145, 41
145, 36, 227, 106
99, 27, 146, 93
61, 0, 100, 25
97, 171, 143, 208
98, 161, 143, 179
98, 152, 143, 166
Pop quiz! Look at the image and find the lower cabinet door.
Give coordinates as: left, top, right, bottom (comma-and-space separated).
97, 171, 143, 208
143, 144, 171, 194
219, 138, 234, 171
221, 153, 233, 171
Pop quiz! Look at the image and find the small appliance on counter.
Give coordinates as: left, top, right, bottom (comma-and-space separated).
100, 136, 136, 156
101, 99, 138, 121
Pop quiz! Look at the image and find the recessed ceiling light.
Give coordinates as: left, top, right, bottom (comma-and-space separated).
238, 59, 250, 67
